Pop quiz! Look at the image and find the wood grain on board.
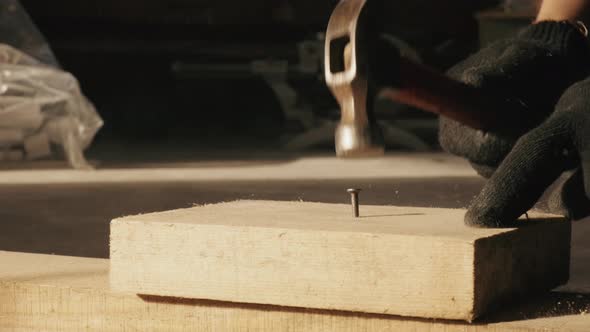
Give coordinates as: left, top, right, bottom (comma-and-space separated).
110, 200, 570, 321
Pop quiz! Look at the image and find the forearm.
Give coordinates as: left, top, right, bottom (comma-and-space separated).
536, 0, 590, 22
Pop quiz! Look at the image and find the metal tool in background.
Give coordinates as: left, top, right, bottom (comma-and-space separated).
170, 38, 323, 139
172, 35, 435, 153
325, 0, 522, 158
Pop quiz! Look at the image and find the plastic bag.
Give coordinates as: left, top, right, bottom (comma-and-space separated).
0, 1, 102, 168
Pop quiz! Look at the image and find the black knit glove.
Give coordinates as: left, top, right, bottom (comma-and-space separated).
467, 78, 590, 227
438, 21, 590, 226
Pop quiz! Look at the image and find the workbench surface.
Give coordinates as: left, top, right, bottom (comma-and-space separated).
0, 153, 588, 330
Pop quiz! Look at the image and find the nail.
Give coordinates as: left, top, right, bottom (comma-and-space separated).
347, 188, 361, 218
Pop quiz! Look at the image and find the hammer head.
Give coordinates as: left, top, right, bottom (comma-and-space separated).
325, 0, 384, 158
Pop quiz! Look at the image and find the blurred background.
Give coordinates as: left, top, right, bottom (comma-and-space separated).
14, 0, 537, 164
8, 1, 589, 265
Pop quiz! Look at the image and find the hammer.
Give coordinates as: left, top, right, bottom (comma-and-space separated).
325, 0, 520, 157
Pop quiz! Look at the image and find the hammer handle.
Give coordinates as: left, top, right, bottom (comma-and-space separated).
379, 57, 512, 132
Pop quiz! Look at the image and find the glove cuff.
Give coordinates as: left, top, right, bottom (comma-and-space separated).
519, 21, 590, 55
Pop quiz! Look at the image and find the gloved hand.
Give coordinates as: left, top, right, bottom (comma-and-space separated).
466, 77, 590, 227
439, 21, 590, 227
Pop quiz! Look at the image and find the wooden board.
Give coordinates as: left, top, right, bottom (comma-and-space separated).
1, 251, 589, 332
110, 200, 570, 321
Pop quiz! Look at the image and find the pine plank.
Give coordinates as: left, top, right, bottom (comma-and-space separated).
110, 200, 570, 321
